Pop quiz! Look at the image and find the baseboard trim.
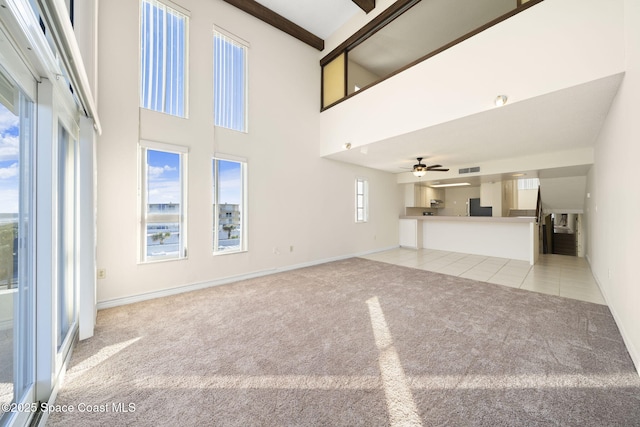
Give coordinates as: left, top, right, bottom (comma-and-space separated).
585, 256, 640, 376
97, 246, 398, 310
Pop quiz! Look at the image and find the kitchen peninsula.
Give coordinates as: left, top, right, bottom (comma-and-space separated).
399, 215, 539, 265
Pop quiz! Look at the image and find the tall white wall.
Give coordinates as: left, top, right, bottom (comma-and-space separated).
586, 0, 640, 370
96, 0, 398, 303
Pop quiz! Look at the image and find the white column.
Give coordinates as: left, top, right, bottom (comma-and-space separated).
35, 78, 56, 402
78, 116, 97, 340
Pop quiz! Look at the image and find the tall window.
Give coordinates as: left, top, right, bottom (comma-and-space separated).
0, 71, 35, 424
140, 0, 188, 117
356, 178, 369, 223
213, 29, 248, 132
57, 124, 77, 350
518, 178, 540, 190
213, 157, 246, 254
140, 141, 188, 262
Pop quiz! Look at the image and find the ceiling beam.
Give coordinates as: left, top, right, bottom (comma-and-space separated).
223, 0, 324, 51
352, 0, 375, 13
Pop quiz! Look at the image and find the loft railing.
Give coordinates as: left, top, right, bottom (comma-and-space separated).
321, 0, 544, 110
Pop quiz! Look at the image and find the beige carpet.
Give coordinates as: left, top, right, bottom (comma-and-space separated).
47, 258, 640, 426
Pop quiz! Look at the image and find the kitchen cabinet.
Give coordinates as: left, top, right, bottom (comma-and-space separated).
426, 187, 444, 207
480, 182, 500, 207
480, 182, 502, 216
404, 184, 425, 207
404, 184, 445, 207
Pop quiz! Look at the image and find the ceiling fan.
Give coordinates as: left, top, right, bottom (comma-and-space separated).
411, 157, 449, 177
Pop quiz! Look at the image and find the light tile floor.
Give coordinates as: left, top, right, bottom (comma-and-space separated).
361, 248, 606, 305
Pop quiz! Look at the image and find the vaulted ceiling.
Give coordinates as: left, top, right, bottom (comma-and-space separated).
223, 0, 622, 191
223, 0, 373, 49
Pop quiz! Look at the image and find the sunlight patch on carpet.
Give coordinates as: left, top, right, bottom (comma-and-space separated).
409, 372, 640, 390
66, 337, 142, 381
138, 375, 381, 389
367, 296, 423, 427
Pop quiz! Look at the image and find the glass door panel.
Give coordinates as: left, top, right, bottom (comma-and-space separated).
56, 125, 77, 351
0, 69, 35, 425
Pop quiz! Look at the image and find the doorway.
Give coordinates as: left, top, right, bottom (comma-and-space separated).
542, 213, 581, 256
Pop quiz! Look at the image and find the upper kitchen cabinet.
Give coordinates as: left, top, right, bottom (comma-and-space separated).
480, 182, 501, 208
404, 184, 445, 208
480, 181, 508, 216
426, 187, 445, 207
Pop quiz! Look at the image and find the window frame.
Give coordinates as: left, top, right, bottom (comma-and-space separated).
140, 0, 190, 118
55, 121, 78, 354
518, 178, 540, 190
212, 154, 247, 255
355, 177, 369, 223
0, 73, 37, 427
139, 140, 188, 263
213, 27, 249, 133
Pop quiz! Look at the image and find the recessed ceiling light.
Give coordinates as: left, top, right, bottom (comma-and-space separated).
495, 95, 508, 106
430, 182, 471, 188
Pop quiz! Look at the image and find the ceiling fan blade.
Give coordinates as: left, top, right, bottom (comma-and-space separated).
429, 168, 449, 172
426, 164, 442, 169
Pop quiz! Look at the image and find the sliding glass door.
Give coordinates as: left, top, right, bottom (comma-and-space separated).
0, 67, 36, 426
1, 1, 92, 425
57, 125, 77, 352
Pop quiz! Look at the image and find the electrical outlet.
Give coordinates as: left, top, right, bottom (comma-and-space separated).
289, 246, 294, 252
97, 268, 107, 280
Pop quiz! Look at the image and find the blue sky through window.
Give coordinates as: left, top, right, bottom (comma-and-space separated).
217, 160, 242, 205
147, 149, 180, 205
0, 102, 19, 214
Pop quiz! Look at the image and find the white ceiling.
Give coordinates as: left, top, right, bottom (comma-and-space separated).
254, 0, 360, 39
325, 73, 623, 177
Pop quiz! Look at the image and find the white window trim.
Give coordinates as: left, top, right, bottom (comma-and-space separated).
213, 26, 250, 48
212, 153, 248, 256
138, 140, 189, 263
213, 27, 249, 133
140, 0, 190, 118
355, 177, 369, 223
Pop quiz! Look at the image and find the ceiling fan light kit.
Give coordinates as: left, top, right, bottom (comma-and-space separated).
412, 157, 427, 177
412, 157, 449, 177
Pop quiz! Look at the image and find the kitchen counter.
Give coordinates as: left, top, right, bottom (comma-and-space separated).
401, 215, 536, 223
399, 216, 539, 264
